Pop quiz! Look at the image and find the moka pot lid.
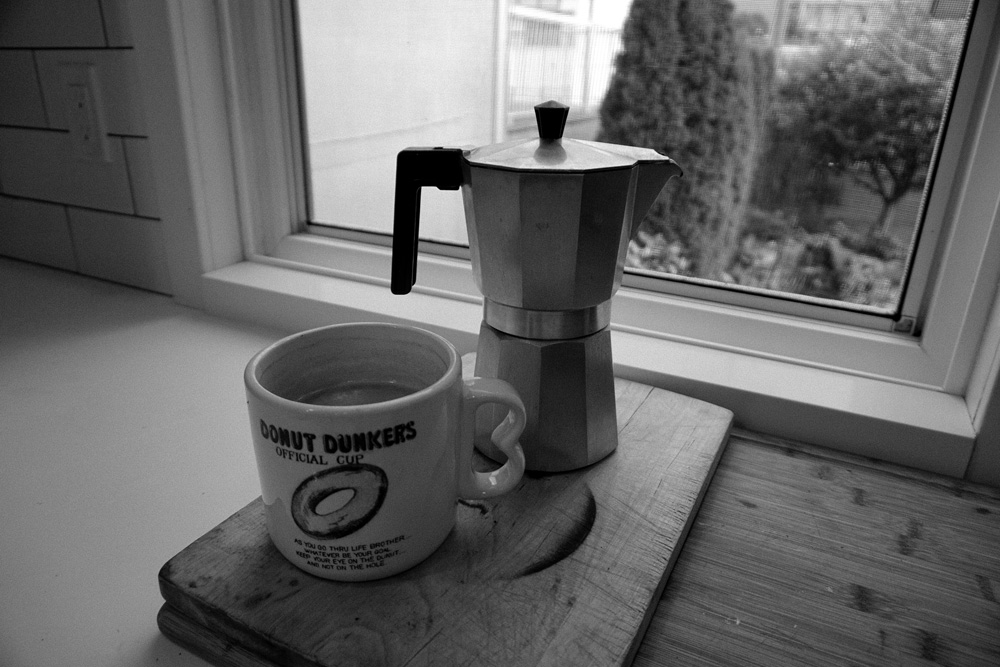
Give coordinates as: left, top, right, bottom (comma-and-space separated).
466, 100, 676, 172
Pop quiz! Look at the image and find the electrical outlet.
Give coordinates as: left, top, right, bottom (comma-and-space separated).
59, 62, 111, 163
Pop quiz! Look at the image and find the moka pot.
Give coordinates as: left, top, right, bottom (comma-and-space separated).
391, 101, 681, 472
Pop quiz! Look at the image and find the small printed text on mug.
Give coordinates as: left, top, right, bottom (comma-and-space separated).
294, 534, 408, 572
260, 419, 418, 464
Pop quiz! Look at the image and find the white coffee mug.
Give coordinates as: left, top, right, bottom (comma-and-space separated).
244, 322, 526, 581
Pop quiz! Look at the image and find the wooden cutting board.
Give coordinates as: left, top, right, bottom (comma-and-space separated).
157, 372, 732, 667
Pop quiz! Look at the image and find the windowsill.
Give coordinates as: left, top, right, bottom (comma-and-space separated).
203, 260, 976, 477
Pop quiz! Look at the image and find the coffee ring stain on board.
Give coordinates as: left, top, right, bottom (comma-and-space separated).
513, 487, 597, 578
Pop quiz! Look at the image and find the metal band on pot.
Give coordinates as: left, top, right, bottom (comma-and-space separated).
483, 299, 611, 340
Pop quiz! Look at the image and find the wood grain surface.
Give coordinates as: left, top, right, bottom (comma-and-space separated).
157, 376, 733, 667
634, 431, 1000, 667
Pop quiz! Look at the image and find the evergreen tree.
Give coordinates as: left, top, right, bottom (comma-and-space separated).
599, 0, 772, 279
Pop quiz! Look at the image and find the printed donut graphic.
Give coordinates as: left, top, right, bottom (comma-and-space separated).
291, 463, 388, 539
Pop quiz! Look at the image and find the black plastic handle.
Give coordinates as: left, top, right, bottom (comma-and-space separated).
391, 147, 465, 294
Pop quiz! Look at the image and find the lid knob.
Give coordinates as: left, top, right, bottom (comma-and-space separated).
535, 101, 569, 141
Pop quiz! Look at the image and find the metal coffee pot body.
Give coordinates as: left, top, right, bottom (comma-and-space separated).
391, 101, 681, 471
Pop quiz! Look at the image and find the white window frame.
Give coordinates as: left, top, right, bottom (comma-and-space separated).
131, 0, 1000, 482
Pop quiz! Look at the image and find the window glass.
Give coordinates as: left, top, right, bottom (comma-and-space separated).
296, 0, 494, 245
297, 0, 974, 316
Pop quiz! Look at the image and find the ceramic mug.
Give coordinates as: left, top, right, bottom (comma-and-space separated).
244, 322, 526, 581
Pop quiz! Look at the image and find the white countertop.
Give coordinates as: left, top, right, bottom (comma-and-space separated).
0, 258, 289, 666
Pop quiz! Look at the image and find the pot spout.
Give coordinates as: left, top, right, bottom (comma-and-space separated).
631, 158, 682, 236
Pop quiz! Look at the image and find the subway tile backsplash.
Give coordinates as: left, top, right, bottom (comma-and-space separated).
0, 0, 169, 295
68, 208, 170, 293
0, 128, 135, 212
0, 196, 77, 271
0, 0, 107, 49
0, 51, 47, 127
123, 138, 160, 219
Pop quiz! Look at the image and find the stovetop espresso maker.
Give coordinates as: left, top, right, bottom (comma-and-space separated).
391, 101, 681, 472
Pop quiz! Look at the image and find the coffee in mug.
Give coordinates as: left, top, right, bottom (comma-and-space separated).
244, 322, 526, 581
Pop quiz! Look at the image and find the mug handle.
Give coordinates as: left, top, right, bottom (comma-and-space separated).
457, 377, 526, 499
